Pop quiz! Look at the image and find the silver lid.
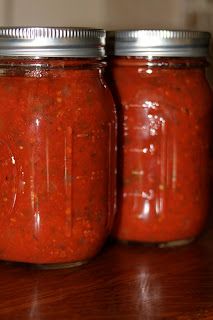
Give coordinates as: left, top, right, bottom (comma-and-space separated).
107, 30, 211, 57
0, 27, 106, 57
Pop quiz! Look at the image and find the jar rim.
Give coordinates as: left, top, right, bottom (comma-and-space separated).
0, 27, 106, 58
107, 29, 211, 57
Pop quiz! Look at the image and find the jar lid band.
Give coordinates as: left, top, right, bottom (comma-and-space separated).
0, 27, 105, 58
107, 30, 211, 57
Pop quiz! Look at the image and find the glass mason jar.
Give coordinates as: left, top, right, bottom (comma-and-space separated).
0, 27, 116, 267
108, 30, 213, 246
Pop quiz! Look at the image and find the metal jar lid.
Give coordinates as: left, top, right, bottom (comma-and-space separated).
107, 30, 211, 57
0, 27, 106, 57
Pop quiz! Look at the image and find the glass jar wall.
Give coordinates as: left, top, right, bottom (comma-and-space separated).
0, 27, 117, 267
108, 30, 213, 246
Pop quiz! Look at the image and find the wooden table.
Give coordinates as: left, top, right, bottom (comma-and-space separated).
1, 222, 213, 320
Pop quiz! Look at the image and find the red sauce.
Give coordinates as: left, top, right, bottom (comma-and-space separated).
0, 58, 116, 265
110, 57, 213, 244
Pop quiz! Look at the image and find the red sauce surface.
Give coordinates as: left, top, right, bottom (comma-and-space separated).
0, 58, 116, 264
110, 57, 213, 243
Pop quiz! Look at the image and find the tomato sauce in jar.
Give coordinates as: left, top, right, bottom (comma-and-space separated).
108, 30, 213, 246
0, 27, 116, 267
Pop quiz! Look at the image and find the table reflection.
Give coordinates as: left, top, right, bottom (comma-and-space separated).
0, 233, 212, 319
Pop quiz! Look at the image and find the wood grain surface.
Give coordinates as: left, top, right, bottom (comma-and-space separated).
0, 220, 213, 320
